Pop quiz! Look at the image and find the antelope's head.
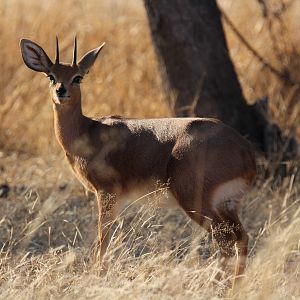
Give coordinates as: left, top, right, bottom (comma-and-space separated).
20, 37, 105, 106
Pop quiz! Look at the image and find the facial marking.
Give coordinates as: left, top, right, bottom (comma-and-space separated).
70, 74, 83, 85
47, 73, 57, 85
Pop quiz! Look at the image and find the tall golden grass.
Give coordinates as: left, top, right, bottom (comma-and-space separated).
0, 0, 299, 299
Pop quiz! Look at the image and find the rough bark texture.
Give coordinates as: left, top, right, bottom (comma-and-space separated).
144, 0, 268, 152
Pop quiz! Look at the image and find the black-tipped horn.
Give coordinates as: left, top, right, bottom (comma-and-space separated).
72, 36, 77, 65
55, 35, 59, 64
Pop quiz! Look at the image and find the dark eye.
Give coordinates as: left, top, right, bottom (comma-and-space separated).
72, 76, 83, 84
48, 74, 56, 84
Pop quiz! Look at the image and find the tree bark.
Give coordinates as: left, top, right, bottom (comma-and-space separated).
144, 0, 268, 152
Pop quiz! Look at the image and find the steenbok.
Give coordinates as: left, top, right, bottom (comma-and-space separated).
20, 37, 256, 286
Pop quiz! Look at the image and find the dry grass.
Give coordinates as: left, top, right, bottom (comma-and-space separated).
221, 0, 300, 137
0, 0, 169, 154
0, 0, 300, 299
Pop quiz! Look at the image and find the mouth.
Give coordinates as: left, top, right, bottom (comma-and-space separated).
56, 96, 70, 103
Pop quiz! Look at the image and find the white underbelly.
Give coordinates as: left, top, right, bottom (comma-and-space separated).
115, 181, 180, 216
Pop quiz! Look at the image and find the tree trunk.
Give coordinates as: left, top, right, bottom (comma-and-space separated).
144, 0, 268, 152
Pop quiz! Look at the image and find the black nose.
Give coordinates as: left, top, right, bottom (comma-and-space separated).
56, 85, 66, 97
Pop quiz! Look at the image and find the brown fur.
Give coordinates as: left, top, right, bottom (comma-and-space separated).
20, 38, 256, 286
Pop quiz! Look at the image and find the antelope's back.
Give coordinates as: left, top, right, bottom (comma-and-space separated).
99, 116, 256, 181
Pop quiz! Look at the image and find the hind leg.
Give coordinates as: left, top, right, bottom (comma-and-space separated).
169, 188, 248, 285
207, 203, 248, 292
167, 150, 248, 284
216, 207, 249, 282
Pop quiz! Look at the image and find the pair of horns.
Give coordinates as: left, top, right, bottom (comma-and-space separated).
55, 36, 77, 65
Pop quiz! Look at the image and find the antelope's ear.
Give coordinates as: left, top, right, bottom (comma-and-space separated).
20, 39, 53, 73
78, 42, 105, 75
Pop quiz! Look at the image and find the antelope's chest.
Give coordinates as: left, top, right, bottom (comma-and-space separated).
66, 154, 96, 192
66, 153, 119, 193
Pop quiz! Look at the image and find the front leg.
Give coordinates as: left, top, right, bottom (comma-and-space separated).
96, 191, 117, 262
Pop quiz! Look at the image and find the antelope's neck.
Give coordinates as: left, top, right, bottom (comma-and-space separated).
53, 103, 87, 155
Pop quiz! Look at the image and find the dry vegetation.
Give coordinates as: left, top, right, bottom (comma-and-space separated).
0, 0, 299, 299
